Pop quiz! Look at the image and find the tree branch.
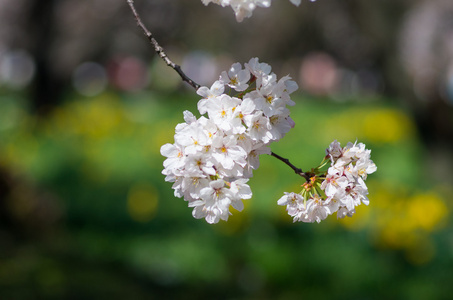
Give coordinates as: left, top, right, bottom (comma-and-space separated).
126, 0, 201, 90
270, 152, 311, 182
127, 1, 309, 181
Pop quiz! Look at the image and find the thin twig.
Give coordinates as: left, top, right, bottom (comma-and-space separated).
271, 152, 311, 182
126, 0, 201, 90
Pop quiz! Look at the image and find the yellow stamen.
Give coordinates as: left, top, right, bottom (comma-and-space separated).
267, 95, 273, 104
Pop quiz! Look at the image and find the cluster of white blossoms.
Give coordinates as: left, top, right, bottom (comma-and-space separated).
278, 140, 377, 223
161, 58, 298, 224
202, 0, 301, 22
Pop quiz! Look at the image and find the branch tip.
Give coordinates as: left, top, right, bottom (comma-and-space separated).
270, 152, 310, 182
126, 0, 200, 90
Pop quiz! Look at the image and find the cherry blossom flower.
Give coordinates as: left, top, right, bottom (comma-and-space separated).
278, 140, 376, 223
161, 58, 298, 224
277, 192, 305, 219
201, 0, 301, 22
220, 62, 251, 91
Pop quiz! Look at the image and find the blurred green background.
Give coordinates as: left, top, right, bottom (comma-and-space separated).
0, 0, 453, 299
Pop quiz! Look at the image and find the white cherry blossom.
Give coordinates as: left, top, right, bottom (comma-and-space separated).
305, 195, 330, 223
197, 80, 225, 114
244, 111, 272, 143
161, 143, 185, 172
201, 0, 301, 22
220, 62, 251, 91
277, 192, 305, 219
211, 135, 247, 170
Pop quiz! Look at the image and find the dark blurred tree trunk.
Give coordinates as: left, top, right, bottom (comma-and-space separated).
398, 0, 453, 149
27, 0, 64, 114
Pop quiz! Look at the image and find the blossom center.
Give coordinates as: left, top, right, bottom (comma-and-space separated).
267, 95, 273, 104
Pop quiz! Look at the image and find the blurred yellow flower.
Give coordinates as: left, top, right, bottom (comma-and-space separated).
322, 107, 415, 145
363, 109, 415, 144
406, 192, 448, 231
127, 183, 159, 223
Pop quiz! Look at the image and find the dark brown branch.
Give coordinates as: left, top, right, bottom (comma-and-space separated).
126, 0, 201, 90
270, 152, 311, 182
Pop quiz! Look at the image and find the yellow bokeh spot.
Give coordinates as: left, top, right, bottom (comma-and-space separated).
321, 107, 416, 145
378, 224, 418, 249
363, 109, 415, 144
47, 93, 127, 140
407, 192, 448, 231
127, 183, 159, 223
4, 132, 40, 172
335, 180, 448, 265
